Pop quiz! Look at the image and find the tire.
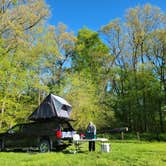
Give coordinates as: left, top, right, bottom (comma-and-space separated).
39, 140, 50, 153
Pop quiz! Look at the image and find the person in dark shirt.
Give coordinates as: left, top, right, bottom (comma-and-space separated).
86, 122, 96, 151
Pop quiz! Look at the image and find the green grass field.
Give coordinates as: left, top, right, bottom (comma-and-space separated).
0, 141, 165, 166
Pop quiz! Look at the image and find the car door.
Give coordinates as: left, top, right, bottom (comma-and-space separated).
4, 124, 26, 148
22, 124, 37, 147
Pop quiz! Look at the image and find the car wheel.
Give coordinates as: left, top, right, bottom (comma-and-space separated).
39, 140, 50, 153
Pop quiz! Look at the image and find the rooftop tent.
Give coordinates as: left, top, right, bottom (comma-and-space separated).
28, 94, 72, 121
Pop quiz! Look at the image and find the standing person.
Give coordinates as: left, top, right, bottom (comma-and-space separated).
86, 122, 96, 151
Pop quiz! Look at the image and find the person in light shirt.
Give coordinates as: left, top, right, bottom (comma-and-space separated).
86, 122, 96, 151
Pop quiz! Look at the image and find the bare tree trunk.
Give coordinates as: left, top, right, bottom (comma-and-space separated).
140, 43, 147, 132
0, 98, 6, 129
38, 90, 41, 105
159, 60, 164, 132
158, 100, 163, 132
136, 132, 140, 141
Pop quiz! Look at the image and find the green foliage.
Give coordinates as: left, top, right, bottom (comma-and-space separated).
0, 0, 50, 129
59, 72, 113, 130
73, 27, 110, 76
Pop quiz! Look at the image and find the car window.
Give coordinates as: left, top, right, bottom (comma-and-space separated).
22, 125, 30, 133
61, 122, 73, 131
9, 125, 22, 134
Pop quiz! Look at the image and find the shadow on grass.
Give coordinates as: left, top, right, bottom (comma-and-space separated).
4, 149, 39, 154
3, 148, 88, 155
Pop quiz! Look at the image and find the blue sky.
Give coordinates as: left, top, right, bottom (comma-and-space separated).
45, 0, 166, 32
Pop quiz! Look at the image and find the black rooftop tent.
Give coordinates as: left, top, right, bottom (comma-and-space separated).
28, 94, 72, 121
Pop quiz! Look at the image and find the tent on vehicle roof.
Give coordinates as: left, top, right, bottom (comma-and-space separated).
28, 94, 72, 121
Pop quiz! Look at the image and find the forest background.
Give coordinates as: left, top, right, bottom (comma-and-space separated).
0, 0, 165, 135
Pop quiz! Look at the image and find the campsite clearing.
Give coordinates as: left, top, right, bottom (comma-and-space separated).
0, 141, 165, 166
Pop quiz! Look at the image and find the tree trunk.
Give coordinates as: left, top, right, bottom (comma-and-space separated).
0, 99, 6, 129
158, 100, 163, 132
38, 90, 41, 105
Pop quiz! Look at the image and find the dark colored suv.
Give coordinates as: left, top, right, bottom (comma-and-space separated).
0, 119, 75, 152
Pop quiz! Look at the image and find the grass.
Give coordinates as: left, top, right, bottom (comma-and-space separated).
0, 141, 166, 166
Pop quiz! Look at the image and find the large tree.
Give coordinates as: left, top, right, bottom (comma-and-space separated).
0, 0, 50, 130
100, 4, 166, 132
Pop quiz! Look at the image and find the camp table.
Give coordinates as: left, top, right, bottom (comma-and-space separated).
73, 137, 109, 152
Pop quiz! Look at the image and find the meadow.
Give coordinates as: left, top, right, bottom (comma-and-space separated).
0, 141, 165, 166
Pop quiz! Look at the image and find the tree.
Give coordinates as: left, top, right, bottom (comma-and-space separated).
99, 4, 166, 132
149, 29, 166, 132
46, 23, 76, 94
59, 72, 114, 130
0, 0, 49, 130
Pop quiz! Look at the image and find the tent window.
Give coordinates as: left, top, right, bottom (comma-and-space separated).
52, 99, 61, 112
61, 105, 67, 111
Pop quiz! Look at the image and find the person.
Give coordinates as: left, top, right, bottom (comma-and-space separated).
86, 121, 96, 151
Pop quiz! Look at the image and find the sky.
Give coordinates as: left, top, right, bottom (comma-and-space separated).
45, 0, 166, 33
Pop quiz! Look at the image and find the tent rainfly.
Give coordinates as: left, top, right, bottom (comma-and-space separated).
28, 94, 72, 121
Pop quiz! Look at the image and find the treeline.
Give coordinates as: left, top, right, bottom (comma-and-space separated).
0, 1, 165, 133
